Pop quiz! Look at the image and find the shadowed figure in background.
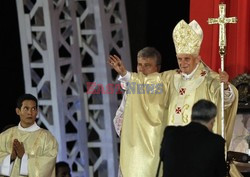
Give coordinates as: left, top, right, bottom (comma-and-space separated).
56, 161, 71, 177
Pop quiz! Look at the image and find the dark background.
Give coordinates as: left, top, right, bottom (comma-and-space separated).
0, 0, 189, 131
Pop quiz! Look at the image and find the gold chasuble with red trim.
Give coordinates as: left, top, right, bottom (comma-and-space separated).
120, 62, 238, 177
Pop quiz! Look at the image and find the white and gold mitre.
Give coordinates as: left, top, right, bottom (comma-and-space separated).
173, 20, 203, 55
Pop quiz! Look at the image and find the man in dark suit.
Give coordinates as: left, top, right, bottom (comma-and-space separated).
160, 99, 227, 177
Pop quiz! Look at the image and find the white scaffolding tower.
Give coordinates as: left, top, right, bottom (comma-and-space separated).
16, 0, 131, 176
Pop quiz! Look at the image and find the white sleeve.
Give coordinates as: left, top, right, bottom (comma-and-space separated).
120, 81, 127, 90
118, 72, 131, 83
20, 153, 28, 176
0, 154, 14, 176
224, 85, 236, 109
113, 93, 127, 136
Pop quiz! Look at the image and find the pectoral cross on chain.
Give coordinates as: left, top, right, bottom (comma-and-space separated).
208, 3, 237, 55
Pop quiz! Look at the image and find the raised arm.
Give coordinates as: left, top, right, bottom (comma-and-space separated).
108, 55, 127, 76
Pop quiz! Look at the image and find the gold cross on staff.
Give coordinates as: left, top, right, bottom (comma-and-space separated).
208, 3, 237, 55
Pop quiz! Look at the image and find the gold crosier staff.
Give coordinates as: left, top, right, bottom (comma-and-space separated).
207, 3, 237, 139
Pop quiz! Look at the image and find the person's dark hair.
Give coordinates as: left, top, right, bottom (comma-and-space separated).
137, 47, 162, 66
56, 161, 71, 175
16, 93, 38, 109
191, 99, 217, 122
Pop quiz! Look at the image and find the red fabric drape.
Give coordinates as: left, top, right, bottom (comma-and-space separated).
190, 0, 250, 80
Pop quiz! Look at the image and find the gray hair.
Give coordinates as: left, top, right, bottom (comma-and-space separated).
137, 47, 162, 66
191, 99, 217, 122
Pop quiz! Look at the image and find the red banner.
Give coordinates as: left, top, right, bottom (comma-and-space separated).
190, 0, 250, 79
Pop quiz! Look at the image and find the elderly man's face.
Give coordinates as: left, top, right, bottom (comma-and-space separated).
176, 54, 200, 74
